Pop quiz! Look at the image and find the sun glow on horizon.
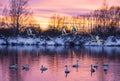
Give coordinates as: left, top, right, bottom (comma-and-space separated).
0, 0, 120, 31
34, 16, 49, 30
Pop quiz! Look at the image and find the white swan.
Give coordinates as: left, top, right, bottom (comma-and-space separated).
40, 65, 48, 72
23, 64, 29, 70
103, 63, 109, 67
91, 64, 95, 72
94, 63, 98, 68
72, 60, 79, 67
65, 65, 70, 74
9, 64, 18, 70
103, 66, 108, 72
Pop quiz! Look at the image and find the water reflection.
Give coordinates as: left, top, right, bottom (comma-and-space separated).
0, 46, 120, 81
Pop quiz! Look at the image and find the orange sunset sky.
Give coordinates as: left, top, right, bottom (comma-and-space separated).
0, 0, 120, 29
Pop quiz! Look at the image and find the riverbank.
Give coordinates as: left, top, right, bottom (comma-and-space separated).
0, 35, 120, 46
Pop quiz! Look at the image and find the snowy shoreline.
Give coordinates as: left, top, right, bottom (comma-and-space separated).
0, 35, 120, 46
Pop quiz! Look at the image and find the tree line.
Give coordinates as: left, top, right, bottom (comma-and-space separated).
47, 0, 120, 37
0, 0, 120, 37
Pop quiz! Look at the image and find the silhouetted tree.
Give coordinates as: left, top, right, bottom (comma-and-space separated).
9, 0, 31, 36
92, 0, 120, 36
108, 6, 120, 27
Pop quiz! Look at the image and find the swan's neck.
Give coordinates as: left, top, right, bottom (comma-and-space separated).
66, 66, 68, 70
77, 61, 78, 65
91, 65, 93, 69
41, 66, 44, 68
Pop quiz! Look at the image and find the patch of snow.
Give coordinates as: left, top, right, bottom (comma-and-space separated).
0, 39, 6, 45
46, 40, 55, 45
54, 37, 65, 45
104, 36, 118, 46
84, 41, 103, 46
17, 37, 37, 45
84, 36, 120, 46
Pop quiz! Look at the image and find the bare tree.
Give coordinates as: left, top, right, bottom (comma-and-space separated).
108, 6, 120, 27
9, 0, 31, 36
49, 14, 66, 30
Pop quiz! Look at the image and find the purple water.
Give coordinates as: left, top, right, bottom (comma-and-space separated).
0, 46, 120, 81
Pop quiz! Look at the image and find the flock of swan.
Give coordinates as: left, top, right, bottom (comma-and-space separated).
9, 60, 109, 76
9, 64, 48, 72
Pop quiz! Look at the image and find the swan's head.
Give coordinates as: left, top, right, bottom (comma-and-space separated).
91, 64, 93, 67
77, 60, 79, 62
26, 64, 29, 66
65, 65, 68, 67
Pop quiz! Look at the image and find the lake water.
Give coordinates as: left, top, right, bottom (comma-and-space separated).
0, 46, 120, 81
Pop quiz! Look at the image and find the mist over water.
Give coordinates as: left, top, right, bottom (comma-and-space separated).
0, 46, 120, 81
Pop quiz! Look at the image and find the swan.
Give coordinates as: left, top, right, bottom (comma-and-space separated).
65, 65, 70, 74
40, 65, 48, 71
23, 64, 29, 70
72, 60, 79, 67
91, 64, 95, 72
103, 63, 109, 67
9, 64, 18, 70
103, 66, 108, 72
94, 63, 98, 68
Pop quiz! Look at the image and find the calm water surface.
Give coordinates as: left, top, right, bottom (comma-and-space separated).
0, 46, 120, 81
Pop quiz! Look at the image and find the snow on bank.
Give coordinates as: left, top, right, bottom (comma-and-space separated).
8, 37, 40, 45
84, 36, 120, 46
0, 35, 86, 46
0, 36, 120, 46
0, 37, 61, 45
84, 41, 103, 46
104, 36, 118, 46
0, 39, 6, 45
